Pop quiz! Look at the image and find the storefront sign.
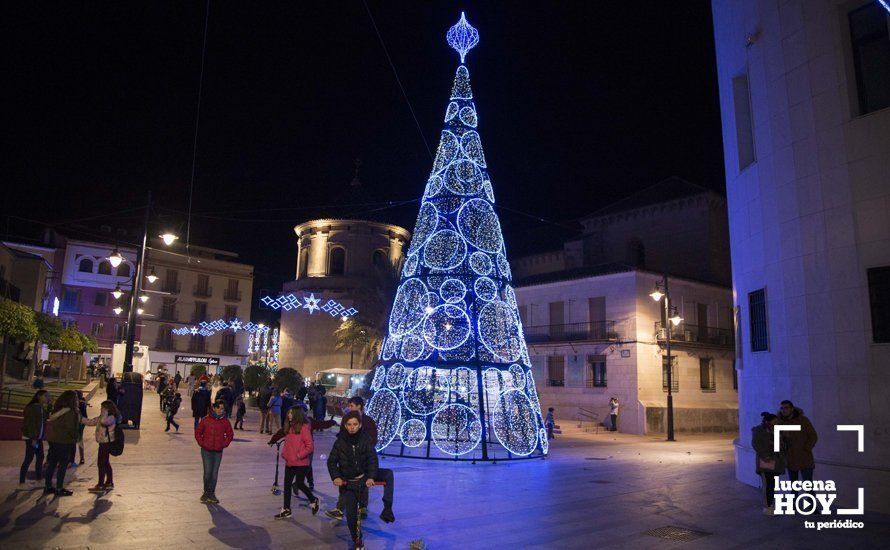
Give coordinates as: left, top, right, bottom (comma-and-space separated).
175, 355, 220, 366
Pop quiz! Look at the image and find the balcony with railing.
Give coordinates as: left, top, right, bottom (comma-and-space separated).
524, 321, 618, 344
223, 289, 241, 302
220, 342, 239, 355
654, 322, 734, 349
194, 285, 213, 298
0, 278, 22, 302
155, 337, 177, 351
161, 281, 181, 294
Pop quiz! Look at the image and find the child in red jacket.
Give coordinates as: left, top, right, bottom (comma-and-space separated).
270, 407, 319, 519
195, 400, 233, 504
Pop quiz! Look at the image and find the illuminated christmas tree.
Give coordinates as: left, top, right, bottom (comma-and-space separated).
366, 13, 546, 460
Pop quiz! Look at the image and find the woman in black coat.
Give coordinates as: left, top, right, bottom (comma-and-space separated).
327, 411, 377, 548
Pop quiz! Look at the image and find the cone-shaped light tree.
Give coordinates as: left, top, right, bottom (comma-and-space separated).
365, 13, 546, 461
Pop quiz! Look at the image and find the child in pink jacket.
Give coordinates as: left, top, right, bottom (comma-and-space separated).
271, 407, 318, 519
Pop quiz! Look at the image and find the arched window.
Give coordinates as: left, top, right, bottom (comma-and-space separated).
373, 249, 388, 269
117, 263, 131, 278
329, 247, 346, 275
78, 258, 94, 273
627, 239, 645, 268
98, 260, 112, 275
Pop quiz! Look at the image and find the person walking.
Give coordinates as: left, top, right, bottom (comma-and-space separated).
156, 374, 168, 411
20, 390, 49, 486
173, 371, 183, 390
82, 400, 120, 493
267, 390, 283, 434
269, 407, 319, 519
313, 388, 327, 422
545, 408, 555, 440
44, 390, 80, 496
752, 411, 785, 515
328, 411, 379, 549
234, 394, 246, 430
191, 381, 212, 429
195, 400, 234, 504
609, 397, 619, 432
186, 373, 196, 397
166, 392, 182, 432
258, 382, 273, 434
326, 396, 394, 524
777, 400, 818, 483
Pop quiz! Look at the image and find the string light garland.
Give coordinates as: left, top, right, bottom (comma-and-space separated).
364, 13, 546, 461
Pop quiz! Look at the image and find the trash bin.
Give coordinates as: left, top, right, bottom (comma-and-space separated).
118, 372, 144, 429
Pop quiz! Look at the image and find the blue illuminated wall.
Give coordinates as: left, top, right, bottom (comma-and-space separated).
366, 13, 546, 459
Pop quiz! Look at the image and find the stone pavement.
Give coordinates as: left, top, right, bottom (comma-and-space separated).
0, 390, 887, 549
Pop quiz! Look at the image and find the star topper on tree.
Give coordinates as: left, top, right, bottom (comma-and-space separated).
364, 13, 547, 462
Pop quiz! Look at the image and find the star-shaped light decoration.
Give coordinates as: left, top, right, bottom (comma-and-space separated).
303, 293, 321, 314
446, 12, 479, 63
190, 327, 199, 336
229, 319, 242, 332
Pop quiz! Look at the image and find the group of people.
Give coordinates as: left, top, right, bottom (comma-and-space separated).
751, 399, 819, 515
257, 382, 329, 436
20, 389, 121, 496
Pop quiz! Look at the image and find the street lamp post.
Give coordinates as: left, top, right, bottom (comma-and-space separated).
113, 191, 178, 373
650, 273, 682, 442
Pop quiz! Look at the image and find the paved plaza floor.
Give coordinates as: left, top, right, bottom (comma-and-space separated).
0, 390, 887, 549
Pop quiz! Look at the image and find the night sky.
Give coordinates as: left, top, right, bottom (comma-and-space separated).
3, 1, 725, 298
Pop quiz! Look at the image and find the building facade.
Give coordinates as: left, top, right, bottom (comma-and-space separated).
516, 269, 737, 435
10, 231, 255, 377
278, 219, 410, 381
711, 0, 890, 511
512, 181, 737, 434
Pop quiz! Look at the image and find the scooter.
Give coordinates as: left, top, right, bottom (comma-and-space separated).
271, 441, 282, 495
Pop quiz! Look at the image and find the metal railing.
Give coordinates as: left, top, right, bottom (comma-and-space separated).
585, 378, 607, 388
188, 342, 207, 353
0, 278, 22, 302
223, 289, 241, 301
655, 322, 734, 348
525, 321, 618, 343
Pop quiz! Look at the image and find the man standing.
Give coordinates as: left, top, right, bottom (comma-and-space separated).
195, 400, 233, 504
173, 370, 183, 390
191, 382, 212, 429
106, 375, 120, 406
609, 397, 619, 432
325, 396, 395, 524
258, 382, 273, 434
777, 400, 818, 483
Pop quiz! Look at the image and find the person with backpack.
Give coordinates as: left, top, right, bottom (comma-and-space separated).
166, 392, 182, 432
44, 390, 80, 496
216, 381, 234, 418
195, 400, 234, 504
82, 400, 121, 493
327, 411, 378, 549
20, 390, 49, 486
268, 407, 319, 519
191, 381, 212, 429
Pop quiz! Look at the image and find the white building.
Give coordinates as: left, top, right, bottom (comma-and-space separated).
278, 218, 410, 381
140, 244, 255, 377
711, 0, 890, 511
516, 268, 736, 435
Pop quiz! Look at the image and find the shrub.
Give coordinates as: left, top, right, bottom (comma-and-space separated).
190, 364, 207, 377
220, 364, 243, 383
273, 367, 303, 394
243, 364, 270, 393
